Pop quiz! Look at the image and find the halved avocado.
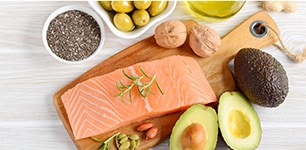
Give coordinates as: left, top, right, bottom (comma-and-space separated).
170, 104, 218, 150
218, 91, 262, 150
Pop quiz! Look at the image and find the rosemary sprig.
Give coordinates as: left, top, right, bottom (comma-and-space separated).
91, 132, 120, 150
115, 66, 164, 103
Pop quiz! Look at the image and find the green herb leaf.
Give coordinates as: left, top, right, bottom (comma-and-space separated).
139, 66, 152, 79
92, 132, 120, 150
115, 66, 164, 103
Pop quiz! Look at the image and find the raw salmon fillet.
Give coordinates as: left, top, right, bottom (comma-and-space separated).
61, 55, 217, 139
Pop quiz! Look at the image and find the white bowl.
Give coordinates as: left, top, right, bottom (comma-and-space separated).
42, 5, 105, 64
88, 1, 177, 39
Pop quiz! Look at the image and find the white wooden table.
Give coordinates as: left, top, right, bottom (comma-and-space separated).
1, 1, 306, 149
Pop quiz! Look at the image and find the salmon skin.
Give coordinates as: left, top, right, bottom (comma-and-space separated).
61, 55, 217, 140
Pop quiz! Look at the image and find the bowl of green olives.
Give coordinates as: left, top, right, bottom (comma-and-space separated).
89, 0, 177, 39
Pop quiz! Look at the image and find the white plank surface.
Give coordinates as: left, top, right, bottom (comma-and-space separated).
1, 1, 306, 149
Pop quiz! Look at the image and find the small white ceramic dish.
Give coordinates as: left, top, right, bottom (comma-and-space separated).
42, 5, 105, 64
88, 1, 177, 39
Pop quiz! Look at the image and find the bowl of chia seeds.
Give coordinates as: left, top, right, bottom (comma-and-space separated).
43, 5, 105, 64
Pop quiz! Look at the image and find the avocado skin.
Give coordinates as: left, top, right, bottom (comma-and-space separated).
234, 48, 289, 107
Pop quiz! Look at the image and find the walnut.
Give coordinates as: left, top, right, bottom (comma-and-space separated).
181, 20, 198, 33
189, 24, 221, 58
154, 20, 187, 49
262, 1, 297, 13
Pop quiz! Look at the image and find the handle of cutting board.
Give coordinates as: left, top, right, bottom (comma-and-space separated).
221, 10, 279, 50
197, 11, 280, 97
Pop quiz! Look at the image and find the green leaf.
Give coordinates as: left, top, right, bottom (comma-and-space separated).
115, 66, 163, 104
93, 132, 120, 150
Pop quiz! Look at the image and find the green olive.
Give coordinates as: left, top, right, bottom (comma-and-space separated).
133, 0, 152, 9
99, 1, 112, 11
112, 1, 134, 13
132, 9, 150, 27
113, 13, 135, 32
148, 0, 168, 17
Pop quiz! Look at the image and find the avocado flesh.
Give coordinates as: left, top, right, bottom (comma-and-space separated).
170, 104, 218, 150
234, 48, 289, 107
218, 91, 262, 150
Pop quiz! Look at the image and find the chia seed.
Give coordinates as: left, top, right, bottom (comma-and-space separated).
47, 10, 101, 61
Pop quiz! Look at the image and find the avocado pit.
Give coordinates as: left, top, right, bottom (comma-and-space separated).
170, 104, 218, 150
181, 123, 206, 150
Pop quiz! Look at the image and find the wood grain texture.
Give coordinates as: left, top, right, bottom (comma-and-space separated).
53, 11, 279, 149
1, 1, 306, 149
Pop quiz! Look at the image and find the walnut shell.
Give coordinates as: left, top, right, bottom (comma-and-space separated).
189, 24, 221, 58
154, 20, 187, 49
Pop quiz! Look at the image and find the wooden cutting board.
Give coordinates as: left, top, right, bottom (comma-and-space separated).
53, 11, 279, 150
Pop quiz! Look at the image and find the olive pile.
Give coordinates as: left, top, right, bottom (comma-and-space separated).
99, 0, 168, 32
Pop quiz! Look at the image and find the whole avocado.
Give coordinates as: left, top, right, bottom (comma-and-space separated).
234, 48, 289, 107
